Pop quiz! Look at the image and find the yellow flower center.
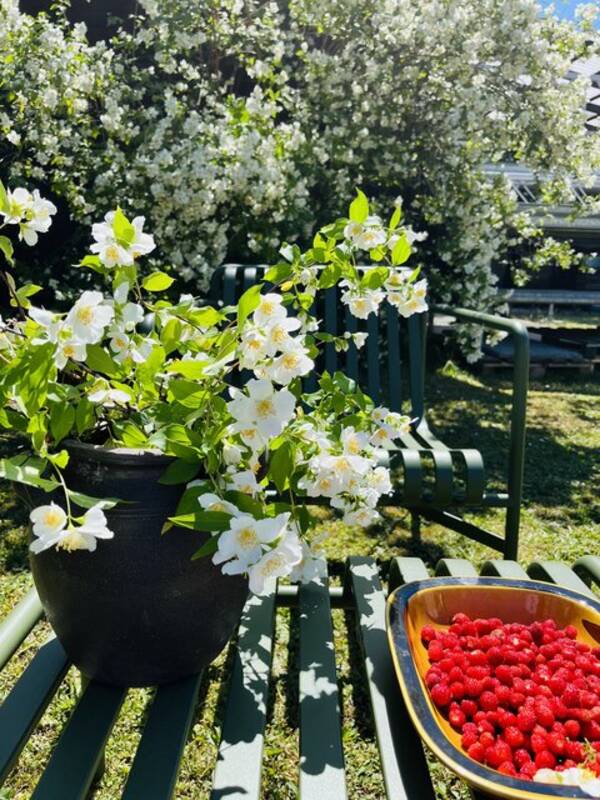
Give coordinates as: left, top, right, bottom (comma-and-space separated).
56, 529, 86, 551
114, 337, 127, 349
63, 344, 75, 358
281, 353, 299, 369
318, 478, 332, 491
209, 502, 225, 512
374, 428, 388, 441
271, 325, 287, 344
260, 554, 285, 577
346, 437, 360, 455
353, 299, 367, 312
76, 305, 94, 325
259, 300, 274, 316
237, 527, 258, 548
336, 457, 350, 471
256, 398, 274, 417
247, 337, 262, 350
105, 244, 120, 262
241, 428, 258, 439
43, 509, 63, 527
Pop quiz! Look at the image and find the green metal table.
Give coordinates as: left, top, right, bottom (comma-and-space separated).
1, 555, 599, 799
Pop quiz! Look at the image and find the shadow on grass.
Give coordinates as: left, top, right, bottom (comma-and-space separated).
426, 372, 599, 519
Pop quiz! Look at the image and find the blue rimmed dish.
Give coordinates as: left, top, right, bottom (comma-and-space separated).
386, 577, 600, 799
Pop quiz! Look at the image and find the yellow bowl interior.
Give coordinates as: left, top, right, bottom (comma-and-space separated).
406, 584, 600, 757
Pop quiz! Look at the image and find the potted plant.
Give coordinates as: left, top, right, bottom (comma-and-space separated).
0, 181, 427, 686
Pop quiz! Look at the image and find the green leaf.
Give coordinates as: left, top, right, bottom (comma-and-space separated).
318, 262, 341, 289
269, 441, 293, 493
0, 235, 14, 266
264, 263, 292, 283
174, 482, 211, 515
75, 398, 95, 435
360, 267, 389, 290
189, 307, 222, 328
166, 360, 208, 380
167, 379, 208, 408
68, 490, 120, 510
237, 284, 263, 327
191, 535, 219, 560
169, 510, 231, 533
78, 255, 103, 272
391, 234, 411, 266
389, 206, 402, 230
142, 271, 175, 292
0, 454, 58, 492
349, 189, 369, 223
85, 345, 120, 378
159, 458, 201, 485
14, 283, 42, 308
0, 180, 8, 213
160, 318, 182, 354
47, 449, 69, 469
114, 421, 147, 448
50, 402, 75, 444
112, 207, 135, 247
369, 246, 386, 263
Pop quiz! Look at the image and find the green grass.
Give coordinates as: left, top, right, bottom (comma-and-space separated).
0, 368, 599, 799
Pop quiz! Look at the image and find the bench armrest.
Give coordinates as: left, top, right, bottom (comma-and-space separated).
431, 305, 529, 552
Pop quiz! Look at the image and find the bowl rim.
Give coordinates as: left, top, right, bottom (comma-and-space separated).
386, 576, 600, 800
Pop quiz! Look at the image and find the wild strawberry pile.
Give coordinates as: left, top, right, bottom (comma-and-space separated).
421, 614, 600, 781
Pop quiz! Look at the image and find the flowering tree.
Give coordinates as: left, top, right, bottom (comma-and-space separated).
0, 0, 598, 355
0, 183, 427, 594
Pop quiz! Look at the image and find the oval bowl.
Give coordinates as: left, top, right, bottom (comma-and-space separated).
386, 577, 600, 800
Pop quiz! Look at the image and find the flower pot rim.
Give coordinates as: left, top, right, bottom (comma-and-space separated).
64, 439, 174, 467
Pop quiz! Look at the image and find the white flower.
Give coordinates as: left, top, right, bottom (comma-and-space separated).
55, 338, 87, 370
30, 503, 67, 552
29, 503, 114, 553
341, 286, 384, 319
227, 379, 296, 439
28, 307, 62, 344
289, 540, 327, 584
227, 469, 261, 496
298, 470, 343, 498
247, 526, 302, 594
268, 345, 314, 385
91, 211, 155, 268
223, 442, 243, 466
213, 512, 289, 573
198, 492, 241, 517
239, 327, 268, 369
354, 227, 387, 250
88, 384, 131, 406
264, 316, 302, 356
129, 216, 156, 258
344, 221, 363, 241
253, 293, 287, 327
369, 466, 393, 495
19, 190, 57, 246
343, 506, 381, 527
66, 291, 114, 344
534, 767, 600, 796
2, 187, 32, 225
113, 281, 129, 305
121, 302, 144, 330
229, 422, 267, 452
341, 426, 370, 456
388, 292, 428, 317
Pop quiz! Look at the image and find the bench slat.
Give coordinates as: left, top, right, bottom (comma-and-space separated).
480, 560, 529, 579
0, 637, 69, 784
121, 673, 203, 800
388, 557, 429, 591
573, 556, 600, 589
210, 586, 277, 800
527, 561, 595, 598
31, 682, 126, 800
0, 587, 43, 671
299, 570, 347, 800
347, 557, 435, 800
435, 559, 478, 577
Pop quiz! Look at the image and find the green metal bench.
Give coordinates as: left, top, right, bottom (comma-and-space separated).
210, 265, 530, 559
1, 555, 599, 799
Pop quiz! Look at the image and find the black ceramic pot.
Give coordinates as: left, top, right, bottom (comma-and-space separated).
28, 441, 247, 687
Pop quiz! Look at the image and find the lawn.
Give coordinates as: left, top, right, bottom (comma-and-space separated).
0, 366, 598, 800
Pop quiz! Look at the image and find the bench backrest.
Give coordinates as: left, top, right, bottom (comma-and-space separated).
210, 265, 428, 420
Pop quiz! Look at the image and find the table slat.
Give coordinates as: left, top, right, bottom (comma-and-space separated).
527, 561, 595, 598
0, 637, 69, 784
347, 557, 435, 800
121, 673, 203, 800
299, 570, 347, 800
388, 557, 429, 591
31, 682, 126, 800
210, 586, 276, 800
